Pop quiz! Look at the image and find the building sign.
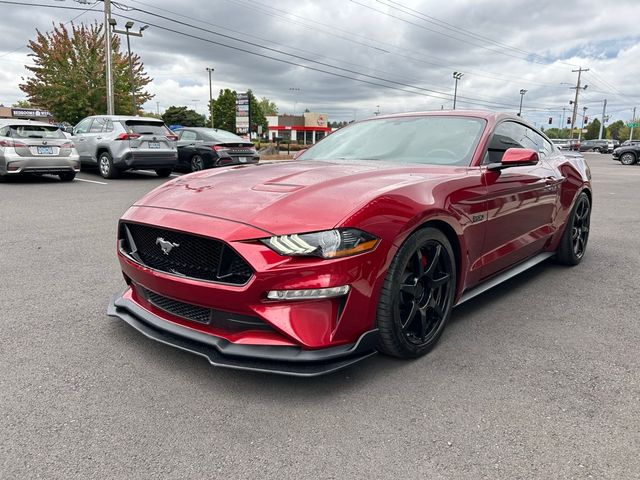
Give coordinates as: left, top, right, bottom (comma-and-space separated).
11, 108, 52, 118
235, 92, 250, 134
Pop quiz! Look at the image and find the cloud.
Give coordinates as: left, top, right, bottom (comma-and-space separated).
0, 0, 638, 126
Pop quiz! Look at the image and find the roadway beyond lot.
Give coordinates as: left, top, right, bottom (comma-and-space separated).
1, 155, 639, 479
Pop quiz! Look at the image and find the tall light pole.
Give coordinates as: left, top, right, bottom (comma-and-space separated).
569, 67, 589, 139
111, 20, 147, 114
289, 87, 300, 115
104, 0, 114, 114
452, 72, 463, 110
598, 99, 607, 140
518, 89, 527, 117
631, 106, 637, 141
206, 67, 214, 128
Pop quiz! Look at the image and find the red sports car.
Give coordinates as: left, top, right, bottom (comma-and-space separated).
108, 111, 592, 376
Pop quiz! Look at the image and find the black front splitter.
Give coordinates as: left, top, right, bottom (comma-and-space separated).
107, 292, 378, 377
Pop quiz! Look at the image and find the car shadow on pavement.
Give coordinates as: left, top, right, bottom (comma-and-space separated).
0, 173, 63, 184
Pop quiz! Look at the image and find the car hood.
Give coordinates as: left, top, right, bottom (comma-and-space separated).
135, 160, 462, 235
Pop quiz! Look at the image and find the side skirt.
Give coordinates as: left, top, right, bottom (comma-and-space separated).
455, 252, 554, 307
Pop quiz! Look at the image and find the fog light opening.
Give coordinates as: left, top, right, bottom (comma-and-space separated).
266, 285, 350, 301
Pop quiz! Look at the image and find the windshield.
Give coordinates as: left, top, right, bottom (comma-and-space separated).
201, 129, 248, 143
124, 121, 170, 136
298, 116, 486, 165
9, 125, 65, 139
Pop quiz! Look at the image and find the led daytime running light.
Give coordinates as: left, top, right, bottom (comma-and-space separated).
266, 285, 350, 301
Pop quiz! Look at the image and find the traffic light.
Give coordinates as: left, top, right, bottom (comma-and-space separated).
548, 117, 553, 124
584, 116, 588, 123
567, 118, 571, 124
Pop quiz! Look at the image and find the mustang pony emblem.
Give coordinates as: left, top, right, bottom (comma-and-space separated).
156, 237, 180, 255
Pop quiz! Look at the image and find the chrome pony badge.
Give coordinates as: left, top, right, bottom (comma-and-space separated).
156, 237, 180, 255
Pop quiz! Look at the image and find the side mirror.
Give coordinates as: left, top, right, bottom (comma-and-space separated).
293, 149, 307, 160
488, 148, 539, 171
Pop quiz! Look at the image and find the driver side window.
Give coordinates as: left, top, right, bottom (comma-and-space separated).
483, 121, 524, 165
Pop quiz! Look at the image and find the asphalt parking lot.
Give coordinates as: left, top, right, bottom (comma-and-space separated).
1, 154, 639, 479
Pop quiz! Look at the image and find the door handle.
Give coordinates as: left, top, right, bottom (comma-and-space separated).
96, 137, 102, 140
545, 176, 565, 186
78, 137, 86, 141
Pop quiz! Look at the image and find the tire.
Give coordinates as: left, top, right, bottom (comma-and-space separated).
190, 154, 204, 172
555, 191, 591, 266
58, 171, 76, 182
593, 148, 601, 153
98, 152, 119, 179
620, 152, 637, 165
376, 227, 456, 358
155, 168, 172, 178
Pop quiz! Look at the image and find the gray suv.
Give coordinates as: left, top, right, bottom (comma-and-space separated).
72, 116, 178, 178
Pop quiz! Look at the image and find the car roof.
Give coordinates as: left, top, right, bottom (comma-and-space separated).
82, 115, 164, 122
0, 119, 59, 128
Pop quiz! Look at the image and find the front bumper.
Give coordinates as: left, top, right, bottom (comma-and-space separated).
108, 290, 378, 376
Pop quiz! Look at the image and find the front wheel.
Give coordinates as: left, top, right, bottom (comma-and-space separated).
556, 191, 591, 265
620, 152, 637, 165
155, 168, 172, 178
190, 155, 204, 172
593, 147, 601, 153
376, 227, 456, 358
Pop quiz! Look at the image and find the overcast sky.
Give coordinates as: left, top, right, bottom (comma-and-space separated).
1, 0, 639, 128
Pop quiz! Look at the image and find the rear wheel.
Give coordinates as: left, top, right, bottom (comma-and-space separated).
376, 227, 456, 358
556, 191, 591, 265
98, 152, 119, 179
190, 154, 204, 172
58, 171, 76, 182
620, 152, 637, 165
593, 147, 601, 153
155, 168, 172, 178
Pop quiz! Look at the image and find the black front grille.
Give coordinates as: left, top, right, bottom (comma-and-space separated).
120, 222, 253, 285
137, 286, 271, 331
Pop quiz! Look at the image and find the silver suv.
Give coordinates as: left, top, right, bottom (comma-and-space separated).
0, 120, 80, 182
72, 116, 178, 178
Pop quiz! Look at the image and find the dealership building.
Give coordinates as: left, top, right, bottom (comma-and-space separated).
267, 112, 331, 144
0, 106, 54, 122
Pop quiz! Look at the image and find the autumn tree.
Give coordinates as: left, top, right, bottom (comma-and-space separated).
20, 22, 153, 124
161, 106, 205, 127
257, 97, 278, 115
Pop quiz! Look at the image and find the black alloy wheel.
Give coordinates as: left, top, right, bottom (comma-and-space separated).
190, 154, 204, 172
377, 227, 456, 358
620, 152, 637, 165
556, 192, 591, 265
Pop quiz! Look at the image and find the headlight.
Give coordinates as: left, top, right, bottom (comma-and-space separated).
262, 228, 379, 259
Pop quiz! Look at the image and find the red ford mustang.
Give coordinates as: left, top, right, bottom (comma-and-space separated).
108, 111, 592, 376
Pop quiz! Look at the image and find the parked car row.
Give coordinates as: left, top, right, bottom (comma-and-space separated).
612, 140, 640, 165
0, 115, 260, 181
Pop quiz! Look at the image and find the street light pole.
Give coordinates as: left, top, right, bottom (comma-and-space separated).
518, 89, 527, 117
111, 20, 147, 114
598, 99, 607, 140
631, 106, 637, 141
452, 72, 463, 110
206, 67, 214, 128
289, 87, 300, 115
104, 0, 114, 115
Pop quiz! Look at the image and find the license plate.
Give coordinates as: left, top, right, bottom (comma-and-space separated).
37, 146, 54, 155
149, 142, 161, 149
238, 157, 247, 163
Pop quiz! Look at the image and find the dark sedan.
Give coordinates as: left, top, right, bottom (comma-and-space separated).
175, 127, 259, 172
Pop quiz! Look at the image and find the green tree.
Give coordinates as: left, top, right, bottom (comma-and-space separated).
248, 90, 268, 135
12, 100, 33, 108
20, 22, 153, 124
210, 89, 237, 131
608, 120, 628, 141
161, 106, 205, 127
584, 118, 601, 140
257, 96, 278, 115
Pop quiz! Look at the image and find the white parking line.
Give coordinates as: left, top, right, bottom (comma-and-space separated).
74, 177, 108, 185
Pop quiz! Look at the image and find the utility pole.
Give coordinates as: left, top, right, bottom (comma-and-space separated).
206, 67, 214, 128
156, 101, 160, 116
452, 72, 463, 110
111, 21, 147, 114
561, 107, 566, 131
569, 67, 589, 139
104, 0, 114, 115
631, 106, 637, 141
598, 99, 607, 140
517, 89, 527, 117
